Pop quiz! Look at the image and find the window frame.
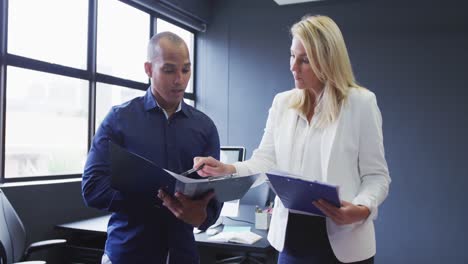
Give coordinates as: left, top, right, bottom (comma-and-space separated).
0, 0, 198, 183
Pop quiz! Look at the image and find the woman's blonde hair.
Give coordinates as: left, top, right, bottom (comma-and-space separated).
290, 15, 363, 128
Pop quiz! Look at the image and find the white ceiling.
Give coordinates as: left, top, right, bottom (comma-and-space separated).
273, 0, 324, 5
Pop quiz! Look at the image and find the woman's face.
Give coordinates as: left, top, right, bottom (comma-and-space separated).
290, 37, 323, 92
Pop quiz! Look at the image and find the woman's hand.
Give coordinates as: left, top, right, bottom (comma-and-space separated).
193, 156, 236, 177
313, 200, 370, 225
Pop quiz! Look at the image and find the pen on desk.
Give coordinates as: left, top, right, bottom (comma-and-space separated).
180, 163, 205, 177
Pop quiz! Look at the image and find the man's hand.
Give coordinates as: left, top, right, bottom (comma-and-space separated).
313, 200, 370, 225
193, 156, 236, 177
157, 189, 215, 227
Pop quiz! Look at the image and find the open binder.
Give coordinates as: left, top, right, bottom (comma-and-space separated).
266, 170, 341, 217
109, 141, 259, 202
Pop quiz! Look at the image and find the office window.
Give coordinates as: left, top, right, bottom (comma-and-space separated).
184, 98, 195, 107
5, 67, 88, 178
95, 84, 145, 130
97, 0, 149, 83
0, 1, 199, 182
7, 0, 88, 69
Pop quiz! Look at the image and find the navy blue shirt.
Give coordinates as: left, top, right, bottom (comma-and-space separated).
82, 88, 221, 264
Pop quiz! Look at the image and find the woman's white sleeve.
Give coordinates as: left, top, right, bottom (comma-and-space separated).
352, 93, 391, 222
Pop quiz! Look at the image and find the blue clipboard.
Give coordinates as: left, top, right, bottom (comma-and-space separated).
266, 170, 341, 217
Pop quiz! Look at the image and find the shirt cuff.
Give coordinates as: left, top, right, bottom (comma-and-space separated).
232, 162, 251, 176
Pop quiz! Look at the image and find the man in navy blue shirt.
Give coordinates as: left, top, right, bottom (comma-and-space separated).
82, 32, 221, 264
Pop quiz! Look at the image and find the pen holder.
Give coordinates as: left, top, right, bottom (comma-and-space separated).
255, 212, 271, 230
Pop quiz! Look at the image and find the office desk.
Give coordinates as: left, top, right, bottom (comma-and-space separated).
56, 205, 277, 263
195, 205, 276, 263
56, 214, 109, 234
55, 215, 109, 263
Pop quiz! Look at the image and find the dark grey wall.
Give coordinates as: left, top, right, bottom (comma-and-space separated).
197, 0, 468, 263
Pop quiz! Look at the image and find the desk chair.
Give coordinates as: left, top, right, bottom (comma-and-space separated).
215, 182, 273, 264
0, 189, 66, 264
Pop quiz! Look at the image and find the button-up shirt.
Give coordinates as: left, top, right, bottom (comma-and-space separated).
82, 87, 221, 264
289, 114, 323, 182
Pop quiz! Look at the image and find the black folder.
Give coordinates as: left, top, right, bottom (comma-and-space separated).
109, 141, 259, 202
266, 170, 341, 217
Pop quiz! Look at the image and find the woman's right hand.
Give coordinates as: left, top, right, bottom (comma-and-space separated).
193, 156, 236, 177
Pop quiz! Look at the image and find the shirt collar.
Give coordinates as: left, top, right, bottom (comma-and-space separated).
143, 87, 191, 118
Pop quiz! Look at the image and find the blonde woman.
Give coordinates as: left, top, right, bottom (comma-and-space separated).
193, 15, 390, 263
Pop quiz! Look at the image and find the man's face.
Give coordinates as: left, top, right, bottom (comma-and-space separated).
145, 39, 191, 109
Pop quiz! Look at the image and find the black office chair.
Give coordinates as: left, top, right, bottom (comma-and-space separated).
0, 189, 67, 264
215, 182, 273, 264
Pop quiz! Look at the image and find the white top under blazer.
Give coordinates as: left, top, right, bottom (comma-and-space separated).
234, 87, 391, 263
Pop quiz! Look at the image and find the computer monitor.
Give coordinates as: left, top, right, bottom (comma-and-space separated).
220, 146, 246, 164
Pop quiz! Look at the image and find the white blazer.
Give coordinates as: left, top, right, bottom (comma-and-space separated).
234, 88, 391, 263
